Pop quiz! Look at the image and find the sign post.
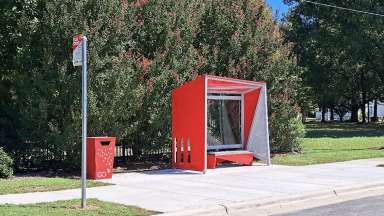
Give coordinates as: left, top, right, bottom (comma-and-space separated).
73, 34, 88, 208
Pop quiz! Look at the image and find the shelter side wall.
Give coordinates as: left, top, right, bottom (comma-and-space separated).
243, 88, 261, 148
246, 86, 271, 164
171, 76, 206, 172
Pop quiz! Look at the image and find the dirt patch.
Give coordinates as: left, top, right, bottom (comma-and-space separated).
13, 169, 79, 179
113, 161, 171, 173
13, 162, 171, 178
272, 152, 300, 157
69, 204, 99, 209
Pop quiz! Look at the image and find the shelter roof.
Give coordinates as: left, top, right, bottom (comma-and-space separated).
205, 75, 265, 94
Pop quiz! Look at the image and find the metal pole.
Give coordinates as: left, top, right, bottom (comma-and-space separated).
81, 36, 88, 209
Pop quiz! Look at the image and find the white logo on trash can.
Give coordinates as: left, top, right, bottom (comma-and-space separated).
96, 171, 107, 178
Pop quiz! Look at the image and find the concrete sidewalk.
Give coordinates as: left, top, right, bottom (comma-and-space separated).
0, 158, 383, 214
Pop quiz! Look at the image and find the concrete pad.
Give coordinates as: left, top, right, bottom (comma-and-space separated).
0, 159, 383, 214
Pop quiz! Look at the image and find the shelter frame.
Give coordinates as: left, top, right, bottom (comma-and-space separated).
172, 75, 271, 173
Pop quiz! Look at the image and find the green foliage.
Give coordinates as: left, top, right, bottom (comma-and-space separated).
270, 116, 305, 153
194, 0, 305, 152
284, 0, 384, 122
0, 148, 13, 178
0, 0, 304, 169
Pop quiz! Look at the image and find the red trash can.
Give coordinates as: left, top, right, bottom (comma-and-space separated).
87, 137, 116, 180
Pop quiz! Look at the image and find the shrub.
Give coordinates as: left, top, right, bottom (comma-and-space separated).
0, 148, 13, 178
2, 0, 304, 171
270, 116, 305, 153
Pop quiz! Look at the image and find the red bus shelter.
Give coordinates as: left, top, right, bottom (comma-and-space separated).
172, 75, 271, 173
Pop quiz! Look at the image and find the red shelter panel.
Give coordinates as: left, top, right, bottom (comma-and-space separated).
243, 88, 261, 148
172, 76, 206, 172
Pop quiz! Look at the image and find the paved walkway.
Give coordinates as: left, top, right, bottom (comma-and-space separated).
0, 158, 383, 214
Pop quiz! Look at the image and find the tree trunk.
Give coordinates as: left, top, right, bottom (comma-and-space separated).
367, 102, 370, 123
302, 110, 307, 123
361, 72, 368, 123
372, 99, 378, 122
321, 107, 326, 123
351, 105, 359, 122
330, 107, 334, 121
361, 105, 366, 123
361, 103, 366, 123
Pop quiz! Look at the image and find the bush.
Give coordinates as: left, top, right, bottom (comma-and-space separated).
0, 148, 13, 178
2, 0, 304, 171
270, 116, 305, 153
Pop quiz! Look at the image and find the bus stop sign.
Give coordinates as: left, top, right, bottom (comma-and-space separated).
72, 34, 83, 66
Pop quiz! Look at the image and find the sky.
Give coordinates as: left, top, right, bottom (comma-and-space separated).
266, 0, 290, 20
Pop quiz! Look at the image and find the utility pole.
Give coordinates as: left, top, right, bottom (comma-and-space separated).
72, 34, 88, 208
81, 36, 88, 208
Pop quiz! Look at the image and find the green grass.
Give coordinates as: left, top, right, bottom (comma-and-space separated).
272, 122, 384, 166
0, 177, 111, 195
0, 199, 152, 216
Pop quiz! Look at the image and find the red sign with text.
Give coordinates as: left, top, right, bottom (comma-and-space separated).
72, 35, 83, 66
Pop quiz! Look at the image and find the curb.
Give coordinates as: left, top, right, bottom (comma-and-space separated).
159, 182, 384, 216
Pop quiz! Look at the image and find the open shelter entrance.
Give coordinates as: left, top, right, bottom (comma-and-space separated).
172, 75, 270, 172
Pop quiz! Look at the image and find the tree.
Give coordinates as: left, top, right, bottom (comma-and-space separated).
1, 0, 305, 170
0, 0, 141, 168
0, 1, 21, 157
284, 0, 384, 123
193, 0, 304, 152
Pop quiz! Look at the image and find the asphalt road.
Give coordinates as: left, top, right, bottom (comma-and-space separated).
275, 195, 384, 216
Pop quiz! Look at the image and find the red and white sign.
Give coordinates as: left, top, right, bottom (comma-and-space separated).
72, 34, 83, 66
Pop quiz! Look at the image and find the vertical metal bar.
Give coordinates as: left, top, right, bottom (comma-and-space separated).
174, 138, 177, 163
81, 36, 88, 208
263, 85, 271, 166
241, 93, 244, 149
204, 75, 208, 174
219, 100, 223, 143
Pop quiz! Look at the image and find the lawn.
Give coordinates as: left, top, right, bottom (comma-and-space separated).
0, 199, 151, 216
272, 122, 384, 165
0, 177, 111, 195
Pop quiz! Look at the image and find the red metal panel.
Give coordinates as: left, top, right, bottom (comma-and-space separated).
183, 138, 189, 163
87, 137, 116, 180
172, 76, 206, 172
177, 137, 182, 164
207, 155, 217, 169
207, 153, 253, 169
244, 88, 261, 148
